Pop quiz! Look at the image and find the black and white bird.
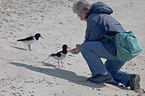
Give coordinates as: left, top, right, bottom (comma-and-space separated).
17, 33, 44, 51
49, 44, 71, 67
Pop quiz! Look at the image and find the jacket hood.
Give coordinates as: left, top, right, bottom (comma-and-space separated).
86, 2, 113, 18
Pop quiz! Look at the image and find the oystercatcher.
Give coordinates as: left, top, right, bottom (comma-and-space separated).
17, 33, 44, 51
49, 44, 71, 67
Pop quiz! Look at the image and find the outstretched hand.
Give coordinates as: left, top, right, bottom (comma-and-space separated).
69, 44, 81, 54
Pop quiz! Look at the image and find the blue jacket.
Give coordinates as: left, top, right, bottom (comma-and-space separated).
85, 2, 125, 56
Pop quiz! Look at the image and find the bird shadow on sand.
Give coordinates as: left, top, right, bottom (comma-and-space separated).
41, 61, 56, 67
11, 46, 27, 51
10, 61, 106, 89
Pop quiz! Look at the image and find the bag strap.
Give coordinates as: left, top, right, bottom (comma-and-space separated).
104, 34, 116, 41
104, 31, 122, 41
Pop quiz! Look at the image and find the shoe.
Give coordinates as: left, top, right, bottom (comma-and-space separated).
129, 74, 140, 90
83, 73, 113, 84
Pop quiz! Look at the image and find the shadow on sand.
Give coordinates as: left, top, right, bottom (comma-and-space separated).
11, 46, 27, 51
10, 61, 106, 88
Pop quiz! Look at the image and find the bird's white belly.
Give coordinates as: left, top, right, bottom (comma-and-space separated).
23, 40, 35, 44
23, 38, 36, 45
53, 53, 66, 60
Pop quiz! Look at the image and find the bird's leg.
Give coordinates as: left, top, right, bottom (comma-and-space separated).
61, 60, 63, 67
58, 60, 60, 67
28, 45, 32, 51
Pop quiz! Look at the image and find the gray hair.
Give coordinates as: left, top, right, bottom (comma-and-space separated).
72, 0, 91, 14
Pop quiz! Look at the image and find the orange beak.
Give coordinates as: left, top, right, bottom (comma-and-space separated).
67, 46, 72, 50
40, 36, 44, 39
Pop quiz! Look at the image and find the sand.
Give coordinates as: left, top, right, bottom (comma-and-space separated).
0, 0, 145, 96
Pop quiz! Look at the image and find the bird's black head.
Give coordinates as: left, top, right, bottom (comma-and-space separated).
62, 44, 68, 54
34, 33, 44, 40
62, 44, 67, 49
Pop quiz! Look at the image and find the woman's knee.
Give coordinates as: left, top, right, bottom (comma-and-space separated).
80, 43, 85, 53
80, 42, 89, 52
80, 41, 103, 52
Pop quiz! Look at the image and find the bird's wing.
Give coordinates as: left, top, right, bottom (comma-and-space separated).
17, 36, 34, 41
50, 52, 61, 57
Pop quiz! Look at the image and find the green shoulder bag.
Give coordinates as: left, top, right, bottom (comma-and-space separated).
115, 31, 142, 62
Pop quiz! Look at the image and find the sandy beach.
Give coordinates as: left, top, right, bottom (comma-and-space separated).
0, 0, 145, 96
